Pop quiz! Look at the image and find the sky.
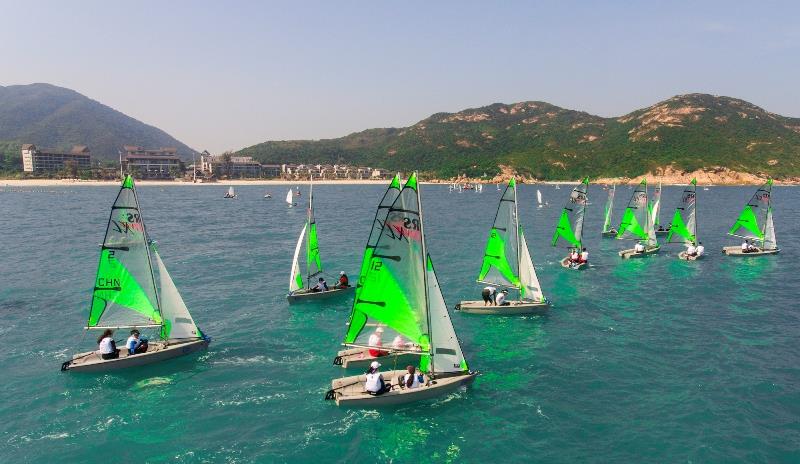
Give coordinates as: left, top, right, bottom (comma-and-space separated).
1, 0, 798, 152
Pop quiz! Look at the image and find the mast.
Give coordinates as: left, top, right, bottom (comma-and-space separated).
131, 177, 164, 333
513, 179, 522, 296
306, 176, 313, 287
416, 172, 434, 374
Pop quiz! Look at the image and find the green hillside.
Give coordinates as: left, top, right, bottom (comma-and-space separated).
0, 83, 194, 163
239, 94, 800, 180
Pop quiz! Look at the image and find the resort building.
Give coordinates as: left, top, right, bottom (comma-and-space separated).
121, 146, 183, 179
21, 144, 92, 173
200, 152, 263, 178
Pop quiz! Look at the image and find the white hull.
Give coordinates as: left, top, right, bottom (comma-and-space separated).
333, 347, 421, 370
287, 286, 354, 303
678, 251, 704, 261
560, 257, 587, 270
455, 300, 550, 315
619, 246, 660, 259
722, 246, 779, 257
62, 338, 209, 373
328, 369, 477, 407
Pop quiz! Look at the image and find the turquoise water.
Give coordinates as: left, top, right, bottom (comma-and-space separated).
1, 183, 799, 463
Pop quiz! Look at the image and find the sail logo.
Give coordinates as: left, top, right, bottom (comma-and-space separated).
96, 277, 121, 289
756, 192, 770, 203
112, 213, 143, 234
385, 214, 422, 242
683, 192, 696, 204
570, 192, 587, 205
633, 192, 647, 206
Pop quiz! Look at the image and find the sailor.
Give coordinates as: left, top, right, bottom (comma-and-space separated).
634, 242, 645, 253
126, 329, 149, 355
368, 327, 388, 357
97, 329, 119, 360
365, 361, 391, 395
741, 241, 749, 252
495, 289, 510, 306
580, 247, 589, 263
686, 243, 697, 257
481, 286, 497, 305
312, 277, 329, 292
570, 248, 580, 263
696, 242, 705, 256
399, 365, 424, 389
334, 271, 349, 288
392, 335, 406, 350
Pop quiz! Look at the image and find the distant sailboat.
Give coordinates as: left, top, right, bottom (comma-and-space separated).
722, 179, 779, 256
617, 179, 660, 258
224, 186, 237, 198
536, 189, 545, 208
553, 177, 589, 270
61, 175, 209, 372
264, 192, 272, 199
286, 188, 295, 207
651, 182, 668, 236
601, 184, 617, 237
666, 179, 702, 260
456, 178, 549, 314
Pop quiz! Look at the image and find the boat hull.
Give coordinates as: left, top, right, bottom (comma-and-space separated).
62, 338, 209, 373
455, 300, 550, 315
678, 251, 704, 261
619, 246, 660, 259
334, 347, 421, 370
560, 257, 587, 270
287, 286, 354, 303
721, 246, 779, 256
655, 230, 669, 236
329, 370, 477, 407
601, 230, 618, 238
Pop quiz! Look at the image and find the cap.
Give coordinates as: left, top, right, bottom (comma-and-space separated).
375, 327, 384, 333
340, 271, 345, 275
370, 361, 381, 369
319, 277, 324, 281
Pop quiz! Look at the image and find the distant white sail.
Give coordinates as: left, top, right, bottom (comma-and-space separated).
537, 189, 543, 206
286, 189, 294, 206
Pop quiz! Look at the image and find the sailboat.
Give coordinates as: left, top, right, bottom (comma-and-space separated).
553, 177, 589, 270
651, 182, 669, 236
536, 189, 547, 208
617, 179, 660, 258
601, 184, 617, 237
286, 188, 296, 207
61, 175, 209, 372
496, 183, 500, 191
325, 173, 476, 406
333, 175, 413, 369
287, 177, 354, 303
722, 179, 779, 256
456, 178, 549, 315
224, 186, 237, 198
666, 179, 701, 260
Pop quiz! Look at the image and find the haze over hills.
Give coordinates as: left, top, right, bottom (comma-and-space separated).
240, 94, 800, 181
0, 83, 194, 163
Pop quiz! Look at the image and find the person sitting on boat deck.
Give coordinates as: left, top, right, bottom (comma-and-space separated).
657, 225, 666, 232
334, 271, 349, 289
742, 240, 758, 253
398, 365, 425, 389
365, 361, 391, 395
495, 289, 510, 306
569, 248, 580, 263
97, 329, 119, 360
579, 247, 589, 263
696, 242, 705, 256
634, 242, 646, 253
311, 277, 329, 292
126, 329, 149, 355
481, 286, 497, 306
392, 335, 405, 350
368, 327, 388, 357
686, 243, 697, 257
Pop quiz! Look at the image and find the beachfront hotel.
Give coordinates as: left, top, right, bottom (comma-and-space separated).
21, 144, 92, 173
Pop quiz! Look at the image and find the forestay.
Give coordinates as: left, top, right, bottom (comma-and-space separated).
667, 179, 697, 245
552, 177, 589, 249
87, 175, 162, 329
728, 179, 776, 249
602, 184, 616, 233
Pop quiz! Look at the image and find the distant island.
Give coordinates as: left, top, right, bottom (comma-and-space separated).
2, 83, 799, 183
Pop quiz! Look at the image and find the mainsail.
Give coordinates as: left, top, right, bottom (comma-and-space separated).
728, 179, 776, 249
343, 173, 468, 375
552, 177, 589, 249
477, 179, 545, 301
602, 184, 616, 233
536, 189, 543, 207
616, 180, 656, 246
666, 179, 698, 245
87, 175, 162, 329
649, 182, 662, 226
286, 189, 294, 206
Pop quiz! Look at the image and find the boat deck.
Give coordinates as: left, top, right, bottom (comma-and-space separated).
63, 338, 209, 373
329, 370, 476, 406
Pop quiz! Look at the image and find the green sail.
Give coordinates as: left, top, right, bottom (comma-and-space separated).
347, 174, 402, 337
729, 179, 772, 241
477, 178, 520, 288
552, 177, 589, 249
87, 175, 161, 328
666, 179, 697, 245
344, 173, 429, 349
616, 180, 649, 241
602, 184, 616, 233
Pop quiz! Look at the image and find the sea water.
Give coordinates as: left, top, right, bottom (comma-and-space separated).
1, 183, 798, 463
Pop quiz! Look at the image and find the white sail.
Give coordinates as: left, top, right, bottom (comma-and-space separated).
426, 256, 467, 374
227, 186, 235, 197
646, 205, 658, 247
764, 208, 777, 250
519, 233, 544, 302
289, 224, 307, 292
153, 250, 201, 340
286, 189, 293, 206
602, 185, 616, 232
537, 189, 543, 206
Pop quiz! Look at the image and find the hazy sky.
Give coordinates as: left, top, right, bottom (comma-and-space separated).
2, 1, 798, 152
